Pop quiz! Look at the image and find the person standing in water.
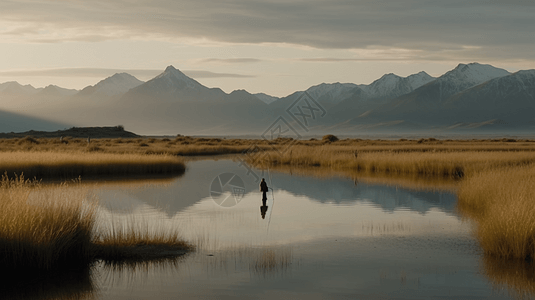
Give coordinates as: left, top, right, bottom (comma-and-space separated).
260, 178, 268, 205
259, 178, 269, 219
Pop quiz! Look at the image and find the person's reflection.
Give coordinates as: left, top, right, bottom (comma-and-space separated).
260, 202, 269, 219
260, 178, 269, 219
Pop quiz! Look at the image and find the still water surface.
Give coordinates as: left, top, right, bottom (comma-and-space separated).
15, 159, 531, 299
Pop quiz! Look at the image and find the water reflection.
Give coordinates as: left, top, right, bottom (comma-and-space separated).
260, 201, 268, 219
250, 248, 293, 277
270, 171, 458, 214
0, 267, 95, 300
94, 160, 460, 218
10, 158, 535, 299
482, 254, 535, 299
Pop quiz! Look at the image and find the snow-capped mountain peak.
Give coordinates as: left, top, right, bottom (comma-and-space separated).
304, 82, 359, 104
406, 71, 434, 89
412, 62, 513, 102
154, 65, 204, 91
442, 62, 510, 86
363, 71, 435, 100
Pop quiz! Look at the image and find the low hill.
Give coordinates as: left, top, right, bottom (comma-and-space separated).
0, 126, 140, 139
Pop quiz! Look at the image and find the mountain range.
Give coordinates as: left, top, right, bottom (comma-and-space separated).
0, 62, 534, 136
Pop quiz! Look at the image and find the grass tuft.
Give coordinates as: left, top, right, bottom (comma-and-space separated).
93, 220, 193, 261
0, 176, 192, 271
0, 174, 95, 270
458, 165, 535, 260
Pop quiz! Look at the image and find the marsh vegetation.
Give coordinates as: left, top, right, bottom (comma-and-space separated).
2, 134, 535, 297
240, 136, 535, 263
0, 175, 192, 273
0, 152, 185, 180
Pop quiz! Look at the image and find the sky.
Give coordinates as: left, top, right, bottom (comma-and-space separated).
1, 0, 534, 97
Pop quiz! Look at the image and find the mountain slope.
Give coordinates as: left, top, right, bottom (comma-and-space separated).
357, 63, 512, 125
3, 62, 532, 135
38, 85, 78, 97
107, 66, 268, 134
0, 82, 39, 96
442, 70, 535, 125
0, 109, 68, 133
363, 71, 435, 101
123, 66, 226, 102
79, 73, 143, 97
254, 93, 279, 104
394, 63, 510, 106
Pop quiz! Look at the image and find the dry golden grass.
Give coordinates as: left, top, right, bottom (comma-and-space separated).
239, 139, 535, 262
93, 220, 193, 261
2, 136, 535, 157
458, 165, 535, 260
0, 151, 185, 179
4, 135, 535, 264
0, 175, 96, 270
257, 163, 459, 192
0, 176, 192, 271
252, 147, 535, 179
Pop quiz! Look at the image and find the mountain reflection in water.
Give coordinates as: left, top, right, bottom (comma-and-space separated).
95, 159, 458, 217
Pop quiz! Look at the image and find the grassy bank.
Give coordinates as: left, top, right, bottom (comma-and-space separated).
0, 175, 95, 270
3, 135, 535, 263
245, 141, 535, 261
259, 163, 459, 192
0, 176, 192, 271
2, 136, 535, 157
251, 147, 535, 179
93, 221, 192, 261
458, 166, 535, 260
0, 152, 185, 179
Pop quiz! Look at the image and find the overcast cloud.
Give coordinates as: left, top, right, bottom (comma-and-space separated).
0, 68, 254, 79
1, 0, 534, 62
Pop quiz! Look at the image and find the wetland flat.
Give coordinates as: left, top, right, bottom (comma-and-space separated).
5, 158, 529, 299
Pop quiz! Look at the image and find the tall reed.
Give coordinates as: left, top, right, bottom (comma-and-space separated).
458, 165, 535, 260
0, 175, 192, 271
93, 218, 193, 261
0, 175, 96, 270
253, 147, 535, 178
0, 152, 185, 179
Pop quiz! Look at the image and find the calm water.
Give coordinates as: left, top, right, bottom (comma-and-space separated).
8, 159, 531, 299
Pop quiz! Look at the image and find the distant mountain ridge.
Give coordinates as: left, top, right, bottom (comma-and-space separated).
1, 62, 533, 135
79, 73, 144, 97
123, 66, 227, 102
363, 71, 435, 101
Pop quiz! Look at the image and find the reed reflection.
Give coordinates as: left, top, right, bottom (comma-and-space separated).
250, 248, 293, 278
198, 246, 295, 278
0, 266, 96, 300
482, 254, 535, 300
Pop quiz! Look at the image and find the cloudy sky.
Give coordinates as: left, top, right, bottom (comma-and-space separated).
1, 0, 534, 96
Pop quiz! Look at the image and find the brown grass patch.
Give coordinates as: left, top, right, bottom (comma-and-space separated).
458, 165, 535, 260
0, 152, 185, 179
0, 176, 192, 271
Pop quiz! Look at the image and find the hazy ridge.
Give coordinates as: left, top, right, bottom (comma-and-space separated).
0, 63, 534, 136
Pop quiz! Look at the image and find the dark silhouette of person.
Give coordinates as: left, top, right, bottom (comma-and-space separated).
260, 178, 269, 218
260, 178, 268, 203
